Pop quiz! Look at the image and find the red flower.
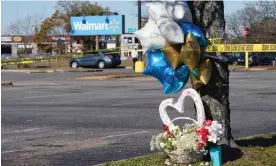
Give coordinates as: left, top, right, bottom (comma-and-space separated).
162, 124, 169, 131
201, 135, 208, 143
196, 127, 210, 143
203, 120, 212, 126
167, 131, 174, 137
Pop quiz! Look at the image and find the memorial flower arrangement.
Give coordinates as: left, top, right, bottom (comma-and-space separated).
150, 120, 224, 164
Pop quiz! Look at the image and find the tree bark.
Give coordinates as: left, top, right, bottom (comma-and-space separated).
188, 1, 236, 147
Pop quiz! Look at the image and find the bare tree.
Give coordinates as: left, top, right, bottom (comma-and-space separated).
226, 1, 276, 43
225, 11, 243, 38
6, 15, 42, 58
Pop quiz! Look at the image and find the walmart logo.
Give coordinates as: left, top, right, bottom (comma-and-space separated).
109, 19, 120, 31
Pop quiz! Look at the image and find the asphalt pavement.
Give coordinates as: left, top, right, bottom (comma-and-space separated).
1, 69, 276, 166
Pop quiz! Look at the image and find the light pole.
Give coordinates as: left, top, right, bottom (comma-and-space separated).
138, 0, 142, 61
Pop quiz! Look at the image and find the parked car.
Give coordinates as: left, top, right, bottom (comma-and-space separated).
259, 53, 276, 66
225, 53, 245, 65
69, 50, 121, 69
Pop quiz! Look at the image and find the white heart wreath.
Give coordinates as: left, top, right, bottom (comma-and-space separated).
159, 88, 206, 127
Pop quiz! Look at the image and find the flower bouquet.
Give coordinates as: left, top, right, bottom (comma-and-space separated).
150, 120, 223, 165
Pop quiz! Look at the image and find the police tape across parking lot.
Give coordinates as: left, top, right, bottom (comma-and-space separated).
1, 44, 276, 66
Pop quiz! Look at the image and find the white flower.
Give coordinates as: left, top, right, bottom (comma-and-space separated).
172, 140, 177, 146
208, 135, 218, 143
169, 124, 177, 132
206, 121, 224, 143
164, 159, 171, 165
160, 142, 165, 148
183, 129, 188, 133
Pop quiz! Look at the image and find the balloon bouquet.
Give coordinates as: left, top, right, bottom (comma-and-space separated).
135, 1, 212, 94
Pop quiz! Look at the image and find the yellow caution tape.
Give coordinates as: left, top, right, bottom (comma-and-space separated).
206, 44, 276, 52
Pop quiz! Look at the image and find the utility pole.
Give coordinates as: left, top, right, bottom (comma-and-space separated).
138, 0, 142, 30
138, 0, 142, 60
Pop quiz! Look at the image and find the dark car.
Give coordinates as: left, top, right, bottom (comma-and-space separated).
69, 50, 121, 69
225, 53, 245, 65
259, 53, 276, 66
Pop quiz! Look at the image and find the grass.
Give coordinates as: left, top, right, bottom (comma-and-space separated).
100, 133, 276, 166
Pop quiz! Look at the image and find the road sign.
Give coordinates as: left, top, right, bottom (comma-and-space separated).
70, 15, 124, 36
128, 28, 136, 33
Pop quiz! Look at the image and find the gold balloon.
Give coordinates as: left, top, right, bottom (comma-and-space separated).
162, 42, 182, 70
181, 33, 201, 72
190, 73, 204, 90
190, 58, 212, 89
198, 58, 212, 85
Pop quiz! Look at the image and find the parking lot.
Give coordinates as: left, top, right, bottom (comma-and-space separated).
2, 70, 276, 166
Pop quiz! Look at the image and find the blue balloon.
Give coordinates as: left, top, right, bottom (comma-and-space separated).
143, 50, 190, 94
179, 22, 207, 48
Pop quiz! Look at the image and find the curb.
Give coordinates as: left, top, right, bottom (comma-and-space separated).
1, 82, 14, 86
231, 67, 276, 72
73, 73, 145, 80
1, 69, 56, 73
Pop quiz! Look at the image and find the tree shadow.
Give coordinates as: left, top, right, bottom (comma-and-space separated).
235, 135, 276, 147
221, 146, 243, 164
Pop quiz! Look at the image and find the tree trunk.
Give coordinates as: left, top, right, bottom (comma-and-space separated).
188, 1, 236, 147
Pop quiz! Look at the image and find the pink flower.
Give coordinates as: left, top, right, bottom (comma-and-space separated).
204, 120, 212, 126
162, 124, 169, 131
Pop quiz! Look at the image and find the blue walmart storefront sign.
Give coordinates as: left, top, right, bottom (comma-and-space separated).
70, 16, 123, 36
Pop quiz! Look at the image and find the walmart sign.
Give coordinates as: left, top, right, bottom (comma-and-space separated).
70, 16, 124, 36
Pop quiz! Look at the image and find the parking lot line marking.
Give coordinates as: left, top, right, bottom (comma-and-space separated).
230, 100, 259, 106
14, 92, 96, 100
2, 148, 35, 154
2, 128, 40, 134
100, 131, 150, 139
110, 101, 153, 106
